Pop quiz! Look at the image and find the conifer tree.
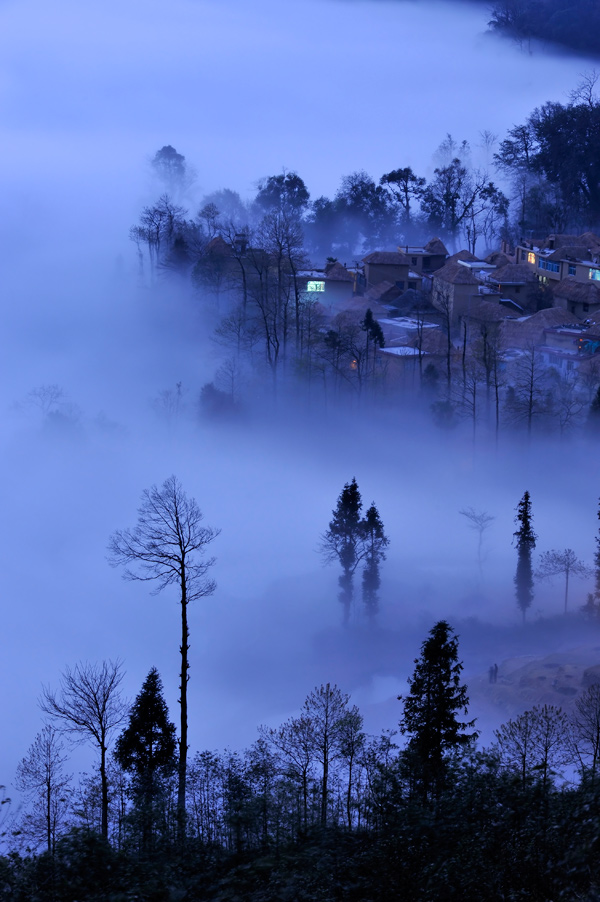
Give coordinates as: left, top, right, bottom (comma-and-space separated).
399, 620, 477, 801
321, 478, 364, 623
114, 667, 177, 851
361, 503, 390, 618
514, 491, 537, 622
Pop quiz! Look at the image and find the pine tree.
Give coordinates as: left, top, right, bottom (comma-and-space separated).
114, 668, 177, 851
514, 490, 537, 622
399, 621, 477, 801
361, 503, 390, 618
321, 478, 364, 623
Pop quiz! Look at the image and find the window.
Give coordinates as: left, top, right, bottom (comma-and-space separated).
411, 257, 418, 265
590, 269, 600, 281
538, 259, 559, 273
306, 280, 325, 292
528, 252, 536, 264
584, 304, 590, 313
408, 281, 417, 290
568, 264, 576, 276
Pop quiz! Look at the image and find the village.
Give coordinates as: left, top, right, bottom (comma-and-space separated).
294, 232, 600, 389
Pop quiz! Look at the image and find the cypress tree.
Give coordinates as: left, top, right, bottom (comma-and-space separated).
514, 491, 537, 622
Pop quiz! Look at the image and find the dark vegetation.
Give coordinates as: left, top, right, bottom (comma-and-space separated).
5, 619, 600, 901
6, 82, 600, 900
487, 0, 600, 57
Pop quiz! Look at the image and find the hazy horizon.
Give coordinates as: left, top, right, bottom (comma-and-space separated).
2, 0, 600, 812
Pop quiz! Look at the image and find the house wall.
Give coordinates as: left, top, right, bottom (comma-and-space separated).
364, 262, 410, 288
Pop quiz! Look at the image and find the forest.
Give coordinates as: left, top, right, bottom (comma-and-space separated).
462, 0, 600, 56
3, 616, 600, 901
4, 72, 600, 900
1, 474, 600, 900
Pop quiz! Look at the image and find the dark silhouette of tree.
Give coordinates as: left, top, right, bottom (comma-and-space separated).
535, 549, 592, 614
421, 158, 506, 252
108, 476, 219, 842
513, 491, 537, 622
459, 507, 495, 571
320, 478, 364, 623
398, 621, 477, 801
254, 171, 310, 217
302, 683, 361, 827
495, 705, 571, 793
571, 683, 600, 786
361, 503, 390, 618
361, 309, 385, 383
151, 145, 193, 196
40, 660, 127, 840
15, 725, 72, 854
379, 166, 426, 227
114, 667, 177, 852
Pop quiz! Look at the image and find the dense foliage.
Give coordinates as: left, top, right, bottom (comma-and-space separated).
487, 0, 600, 57
5, 624, 600, 900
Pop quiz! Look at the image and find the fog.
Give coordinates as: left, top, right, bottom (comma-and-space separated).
2, 0, 599, 795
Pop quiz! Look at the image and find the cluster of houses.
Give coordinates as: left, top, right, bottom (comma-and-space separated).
297, 233, 600, 384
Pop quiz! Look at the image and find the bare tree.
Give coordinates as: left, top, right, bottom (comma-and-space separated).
15, 725, 72, 854
302, 683, 359, 827
459, 507, 495, 570
40, 660, 127, 839
495, 704, 571, 791
505, 345, 550, 436
108, 476, 220, 840
571, 683, 600, 785
260, 714, 315, 831
535, 549, 592, 614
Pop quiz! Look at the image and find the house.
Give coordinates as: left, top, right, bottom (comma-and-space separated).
515, 233, 600, 286
362, 251, 413, 291
431, 259, 500, 323
396, 237, 448, 274
501, 307, 583, 350
538, 322, 594, 375
297, 261, 355, 309
551, 279, 600, 319
481, 263, 539, 307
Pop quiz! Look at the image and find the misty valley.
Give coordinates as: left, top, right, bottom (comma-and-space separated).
4, 0, 600, 897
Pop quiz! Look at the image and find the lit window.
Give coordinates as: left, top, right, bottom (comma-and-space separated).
528, 252, 536, 264
307, 280, 325, 292
590, 269, 600, 282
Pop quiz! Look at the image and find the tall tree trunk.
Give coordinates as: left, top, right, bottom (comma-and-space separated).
178, 574, 189, 844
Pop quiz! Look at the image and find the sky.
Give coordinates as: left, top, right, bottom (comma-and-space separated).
1, 0, 599, 805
